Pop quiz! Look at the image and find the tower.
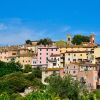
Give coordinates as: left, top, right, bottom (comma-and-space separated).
67, 34, 72, 45
90, 34, 95, 45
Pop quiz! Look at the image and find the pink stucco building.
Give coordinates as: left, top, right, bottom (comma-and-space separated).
37, 46, 60, 65
77, 70, 98, 90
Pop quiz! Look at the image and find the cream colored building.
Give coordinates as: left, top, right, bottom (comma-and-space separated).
65, 63, 79, 80
65, 51, 89, 64
16, 54, 33, 66
48, 54, 61, 68
59, 45, 95, 65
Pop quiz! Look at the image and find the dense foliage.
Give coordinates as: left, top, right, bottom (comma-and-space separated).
0, 61, 22, 77
72, 34, 90, 45
0, 61, 99, 100
25, 75, 99, 100
37, 38, 52, 46
23, 64, 32, 73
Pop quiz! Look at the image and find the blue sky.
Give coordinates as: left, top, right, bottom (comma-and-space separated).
0, 0, 100, 45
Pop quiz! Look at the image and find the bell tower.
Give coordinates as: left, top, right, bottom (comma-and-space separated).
67, 34, 72, 45
90, 34, 95, 45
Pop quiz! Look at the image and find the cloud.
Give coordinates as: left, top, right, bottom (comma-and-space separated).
0, 19, 51, 45
0, 18, 99, 45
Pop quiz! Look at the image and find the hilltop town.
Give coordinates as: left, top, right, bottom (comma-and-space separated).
0, 33, 99, 91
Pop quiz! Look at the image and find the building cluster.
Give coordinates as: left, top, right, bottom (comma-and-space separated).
0, 34, 100, 90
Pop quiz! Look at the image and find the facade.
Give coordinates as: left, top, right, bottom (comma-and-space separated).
60, 53, 65, 67
65, 63, 79, 80
77, 63, 98, 90
0, 49, 18, 62
16, 48, 34, 66
65, 51, 89, 64
37, 46, 60, 65
31, 57, 38, 68
48, 54, 61, 68
42, 67, 64, 84
77, 70, 98, 90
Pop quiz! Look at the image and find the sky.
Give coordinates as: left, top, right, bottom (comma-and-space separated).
0, 0, 100, 45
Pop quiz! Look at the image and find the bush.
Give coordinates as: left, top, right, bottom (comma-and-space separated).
0, 92, 10, 100
0, 61, 22, 77
10, 93, 24, 100
0, 72, 32, 94
93, 90, 100, 100
32, 67, 42, 79
23, 64, 32, 73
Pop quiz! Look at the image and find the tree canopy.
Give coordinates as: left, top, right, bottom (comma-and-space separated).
72, 34, 90, 45
25, 40, 32, 45
0, 61, 22, 77
37, 38, 52, 46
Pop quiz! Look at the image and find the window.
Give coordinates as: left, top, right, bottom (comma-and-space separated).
73, 71, 76, 73
40, 61, 41, 63
46, 53, 48, 55
53, 63, 56, 66
40, 57, 41, 59
40, 53, 42, 55
69, 71, 70, 73
47, 49, 48, 51
23, 60, 24, 62
74, 66, 75, 68
58, 58, 59, 61
68, 58, 70, 61
67, 67, 68, 69
46, 57, 48, 60
80, 54, 82, 56
12, 53, 16, 55
33, 61, 34, 64
40, 49, 41, 51
73, 59, 76, 62
74, 54, 76, 56
52, 49, 53, 51
68, 53, 70, 56
56, 49, 57, 51
29, 60, 30, 62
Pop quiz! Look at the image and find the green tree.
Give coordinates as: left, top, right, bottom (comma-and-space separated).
93, 90, 100, 100
0, 92, 10, 100
0, 61, 22, 77
0, 72, 31, 94
32, 67, 42, 79
55, 40, 66, 47
47, 75, 86, 100
25, 40, 32, 45
72, 34, 90, 45
23, 64, 32, 73
37, 38, 52, 46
